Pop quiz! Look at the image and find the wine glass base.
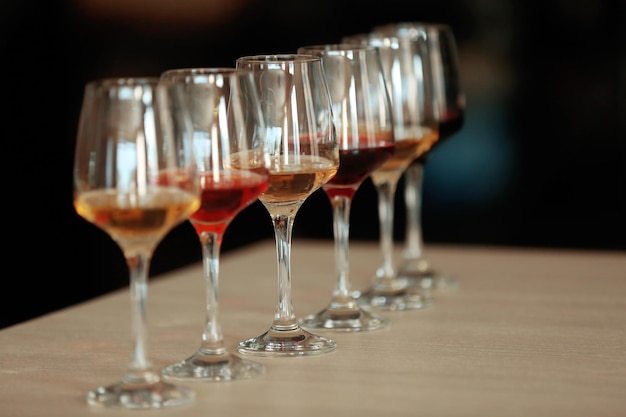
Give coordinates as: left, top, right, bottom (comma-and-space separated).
237, 324, 336, 357
356, 285, 433, 311
299, 304, 388, 332
161, 351, 265, 382
87, 379, 194, 409
398, 261, 460, 290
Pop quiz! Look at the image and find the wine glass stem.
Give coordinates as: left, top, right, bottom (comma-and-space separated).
125, 253, 159, 385
199, 231, 226, 353
271, 214, 297, 328
403, 161, 425, 260
375, 180, 398, 281
331, 195, 352, 299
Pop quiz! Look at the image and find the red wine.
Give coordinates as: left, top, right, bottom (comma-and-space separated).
324, 142, 394, 200
439, 110, 464, 141
191, 170, 269, 236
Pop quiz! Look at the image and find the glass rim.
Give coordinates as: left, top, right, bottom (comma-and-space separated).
160, 67, 253, 82
161, 67, 247, 78
374, 21, 452, 31
86, 76, 159, 89
368, 31, 428, 48
236, 53, 321, 63
298, 43, 377, 53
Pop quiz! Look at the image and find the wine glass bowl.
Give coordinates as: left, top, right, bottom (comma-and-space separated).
158, 67, 267, 381
296, 44, 393, 331
73, 77, 199, 408
235, 54, 339, 355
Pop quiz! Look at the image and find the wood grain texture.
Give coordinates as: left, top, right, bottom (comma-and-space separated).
1, 240, 624, 417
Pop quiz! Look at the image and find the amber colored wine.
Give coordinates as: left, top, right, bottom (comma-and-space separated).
191, 171, 270, 236
74, 187, 200, 251
260, 155, 338, 204
415, 112, 464, 163
370, 127, 438, 185
324, 142, 394, 200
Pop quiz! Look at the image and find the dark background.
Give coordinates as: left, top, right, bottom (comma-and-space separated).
2, 0, 624, 329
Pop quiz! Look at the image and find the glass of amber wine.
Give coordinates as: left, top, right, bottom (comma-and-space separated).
296, 44, 394, 331
159, 68, 267, 381
73, 77, 199, 408
343, 31, 438, 310
373, 22, 465, 290
235, 54, 339, 355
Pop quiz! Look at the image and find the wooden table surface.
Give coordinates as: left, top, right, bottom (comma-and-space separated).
1, 239, 624, 417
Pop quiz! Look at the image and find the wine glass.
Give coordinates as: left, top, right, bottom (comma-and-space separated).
296, 44, 394, 331
73, 77, 199, 408
159, 68, 267, 381
342, 31, 438, 311
235, 54, 340, 355
373, 22, 465, 290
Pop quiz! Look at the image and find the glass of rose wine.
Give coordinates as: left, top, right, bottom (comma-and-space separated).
342, 31, 438, 311
73, 77, 199, 408
296, 44, 394, 331
159, 68, 268, 381
235, 54, 340, 355
373, 22, 465, 290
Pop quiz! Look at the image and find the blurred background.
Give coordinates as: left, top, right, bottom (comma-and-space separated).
2, 0, 624, 329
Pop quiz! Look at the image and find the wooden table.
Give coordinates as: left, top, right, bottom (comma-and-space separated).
1, 239, 624, 417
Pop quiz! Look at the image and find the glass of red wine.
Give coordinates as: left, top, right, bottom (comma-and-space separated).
342, 30, 438, 311
159, 68, 267, 381
74, 77, 199, 408
373, 22, 465, 290
235, 54, 339, 355
296, 44, 394, 331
